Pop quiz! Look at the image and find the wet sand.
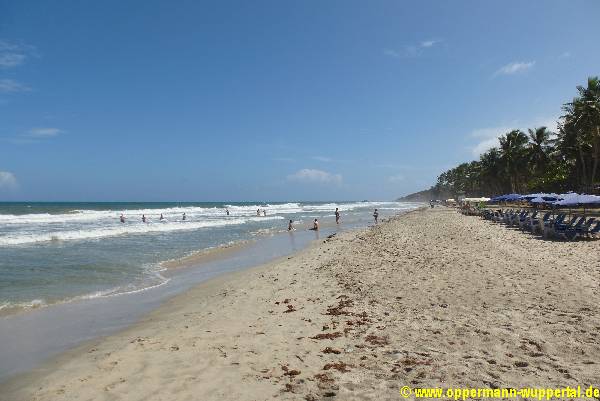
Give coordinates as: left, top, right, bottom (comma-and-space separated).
160, 239, 254, 270
2, 207, 599, 400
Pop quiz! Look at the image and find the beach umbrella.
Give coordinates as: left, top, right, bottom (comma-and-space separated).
490, 193, 522, 202
554, 194, 600, 206
520, 194, 543, 201
557, 192, 579, 201
530, 196, 560, 202
553, 194, 600, 218
503, 193, 522, 201
580, 195, 600, 204
529, 196, 560, 210
520, 192, 560, 201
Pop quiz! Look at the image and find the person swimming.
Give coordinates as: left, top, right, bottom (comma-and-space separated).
288, 219, 294, 231
335, 208, 340, 224
142, 214, 146, 223
373, 208, 379, 223
182, 212, 186, 221
119, 214, 125, 223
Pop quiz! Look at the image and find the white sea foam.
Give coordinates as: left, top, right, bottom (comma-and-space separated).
0, 201, 422, 317
73, 275, 171, 301
0, 216, 283, 245
0, 202, 418, 246
0, 202, 412, 224
0, 264, 171, 315
0, 298, 48, 315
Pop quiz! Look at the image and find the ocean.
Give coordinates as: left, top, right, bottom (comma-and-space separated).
0, 201, 420, 316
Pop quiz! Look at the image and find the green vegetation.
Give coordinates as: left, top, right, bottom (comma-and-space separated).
428, 77, 600, 200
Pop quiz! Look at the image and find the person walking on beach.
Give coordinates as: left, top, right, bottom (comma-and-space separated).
120, 214, 125, 223
335, 208, 340, 224
373, 209, 379, 224
288, 219, 294, 231
430, 200, 434, 209
142, 214, 146, 223
182, 212, 186, 221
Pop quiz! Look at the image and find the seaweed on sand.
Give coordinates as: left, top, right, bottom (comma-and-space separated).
310, 332, 343, 340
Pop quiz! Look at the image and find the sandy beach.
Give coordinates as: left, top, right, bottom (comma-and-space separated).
2, 206, 599, 400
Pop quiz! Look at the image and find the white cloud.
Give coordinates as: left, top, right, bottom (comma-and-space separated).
420, 40, 439, 48
26, 127, 63, 138
311, 156, 332, 162
388, 174, 405, 183
1, 127, 65, 145
0, 40, 22, 52
0, 53, 26, 68
493, 61, 535, 76
0, 79, 30, 93
384, 39, 442, 59
469, 118, 559, 157
0, 39, 37, 68
287, 168, 342, 185
0, 171, 18, 191
404, 45, 418, 58
559, 51, 571, 59
471, 125, 517, 156
471, 136, 502, 157
383, 49, 401, 58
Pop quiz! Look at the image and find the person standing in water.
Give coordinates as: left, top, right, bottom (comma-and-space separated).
335, 208, 340, 224
120, 214, 125, 223
257, 209, 261, 216
182, 212, 186, 221
288, 219, 294, 231
263, 210, 267, 217
373, 208, 379, 224
142, 214, 146, 223
226, 208, 230, 216
160, 213, 165, 221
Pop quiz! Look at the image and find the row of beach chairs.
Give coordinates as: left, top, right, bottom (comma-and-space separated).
480, 209, 600, 241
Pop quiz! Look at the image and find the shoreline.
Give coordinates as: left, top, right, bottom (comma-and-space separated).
0, 239, 254, 319
0, 208, 403, 384
0, 201, 413, 319
4, 206, 598, 400
0, 217, 382, 396
0, 231, 331, 394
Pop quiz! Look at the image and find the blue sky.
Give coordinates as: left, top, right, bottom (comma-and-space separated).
1, 0, 599, 201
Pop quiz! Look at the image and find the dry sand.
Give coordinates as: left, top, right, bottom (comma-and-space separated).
2, 207, 599, 400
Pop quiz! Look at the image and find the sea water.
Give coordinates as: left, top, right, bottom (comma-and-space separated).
0, 201, 419, 315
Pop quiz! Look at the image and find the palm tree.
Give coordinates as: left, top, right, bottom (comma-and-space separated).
479, 148, 503, 195
427, 77, 600, 197
527, 127, 551, 175
499, 130, 529, 192
573, 77, 600, 190
557, 98, 589, 187
557, 110, 586, 189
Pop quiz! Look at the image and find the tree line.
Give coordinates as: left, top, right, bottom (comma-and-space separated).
430, 76, 600, 200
